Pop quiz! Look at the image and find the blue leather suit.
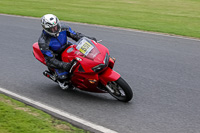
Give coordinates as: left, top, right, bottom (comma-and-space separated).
38, 22, 96, 78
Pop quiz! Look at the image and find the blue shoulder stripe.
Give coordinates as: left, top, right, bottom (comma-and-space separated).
69, 27, 76, 35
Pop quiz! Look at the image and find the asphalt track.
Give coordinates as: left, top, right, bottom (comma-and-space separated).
1, 14, 200, 133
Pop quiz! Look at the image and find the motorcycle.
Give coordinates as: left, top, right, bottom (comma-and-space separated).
33, 37, 133, 102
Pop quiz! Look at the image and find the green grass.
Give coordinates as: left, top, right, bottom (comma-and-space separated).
0, 94, 88, 133
0, 0, 200, 38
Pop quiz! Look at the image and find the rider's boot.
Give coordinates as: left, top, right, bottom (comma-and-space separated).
57, 80, 69, 90
55, 69, 70, 90
43, 69, 71, 90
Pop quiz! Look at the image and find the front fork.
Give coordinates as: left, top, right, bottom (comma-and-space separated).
105, 84, 115, 93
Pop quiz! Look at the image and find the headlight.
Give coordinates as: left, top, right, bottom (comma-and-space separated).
92, 64, 106, 72
92, 53, 109, 72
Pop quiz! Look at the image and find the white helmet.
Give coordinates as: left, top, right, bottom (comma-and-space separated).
41, 14, 61, 36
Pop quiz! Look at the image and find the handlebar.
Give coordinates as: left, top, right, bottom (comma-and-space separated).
69, 59, 78, 73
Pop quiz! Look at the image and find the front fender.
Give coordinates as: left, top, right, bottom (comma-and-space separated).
99, 67, 120, 85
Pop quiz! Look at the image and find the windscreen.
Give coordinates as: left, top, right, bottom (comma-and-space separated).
76, 37, 100, 60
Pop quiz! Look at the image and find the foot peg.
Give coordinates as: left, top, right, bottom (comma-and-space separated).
57, 81, 69, 90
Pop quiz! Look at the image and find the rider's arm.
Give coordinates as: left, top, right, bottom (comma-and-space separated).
38, 32, 72, 71
61, 23, 97, 42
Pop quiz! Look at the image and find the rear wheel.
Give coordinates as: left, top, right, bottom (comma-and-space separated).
106, 77, 133, 102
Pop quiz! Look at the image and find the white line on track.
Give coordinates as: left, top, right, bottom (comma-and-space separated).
0, 87, 118, 133
1, 13, 200, 42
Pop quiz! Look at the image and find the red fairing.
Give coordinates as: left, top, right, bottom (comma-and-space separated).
108, 57, 115, 69
61, 41, 109, 73
33, 42, 46, 65
70, 72, 103, 92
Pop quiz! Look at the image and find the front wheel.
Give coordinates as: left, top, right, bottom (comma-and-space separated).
106, 77, 133, 102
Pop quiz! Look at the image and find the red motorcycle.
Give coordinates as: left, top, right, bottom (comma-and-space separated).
33, 37, 133, 102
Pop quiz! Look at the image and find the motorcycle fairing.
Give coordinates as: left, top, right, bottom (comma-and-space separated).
62, 42, 109, 73
33, 42, 46, 65
70, 72, 106, 93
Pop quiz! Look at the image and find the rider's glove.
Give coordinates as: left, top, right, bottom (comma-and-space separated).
62, 59, 77, 71
62, 62, 73, 71
89, 37, 97, 42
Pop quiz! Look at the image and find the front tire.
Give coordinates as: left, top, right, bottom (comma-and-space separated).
106, 77, 133, 102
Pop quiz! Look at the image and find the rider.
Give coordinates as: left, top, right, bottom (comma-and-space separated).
38, 14, 97, 89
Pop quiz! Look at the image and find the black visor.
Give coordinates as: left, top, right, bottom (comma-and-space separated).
46, 23, 61, 33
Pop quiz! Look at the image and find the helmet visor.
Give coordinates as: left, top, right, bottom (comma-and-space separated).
46, 23, 61, 34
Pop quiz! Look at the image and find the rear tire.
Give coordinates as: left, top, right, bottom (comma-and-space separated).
106, 77, 133, 102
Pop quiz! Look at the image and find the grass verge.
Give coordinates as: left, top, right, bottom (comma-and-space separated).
0, 93, 89, 133
0, 0, 200, 38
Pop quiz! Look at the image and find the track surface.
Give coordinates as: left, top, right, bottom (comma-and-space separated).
1, 14, 200, 133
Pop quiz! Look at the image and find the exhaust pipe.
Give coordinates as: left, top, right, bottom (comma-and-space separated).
43, 71, 57, 82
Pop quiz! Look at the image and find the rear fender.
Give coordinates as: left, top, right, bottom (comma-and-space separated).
99, 67, 120, 85
33, 42, 46, 65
